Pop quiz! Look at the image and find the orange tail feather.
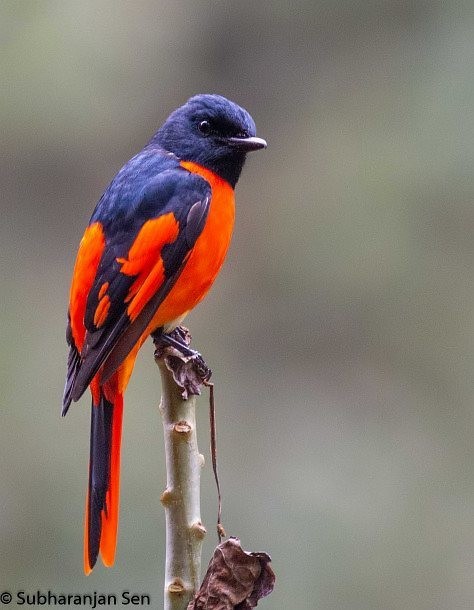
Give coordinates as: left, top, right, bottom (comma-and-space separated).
99, 391, 123, 566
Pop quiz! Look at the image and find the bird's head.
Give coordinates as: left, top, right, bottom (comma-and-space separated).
153, 94, 267, 187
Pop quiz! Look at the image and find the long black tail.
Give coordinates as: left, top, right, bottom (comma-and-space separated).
84, 385, 123, 574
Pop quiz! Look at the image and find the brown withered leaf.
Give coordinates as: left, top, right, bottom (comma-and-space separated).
162, 352, 212, 399
188, 537, 275, 609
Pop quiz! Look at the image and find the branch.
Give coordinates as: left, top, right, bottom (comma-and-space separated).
154, 327, 275, 609
155, 329, 210, 610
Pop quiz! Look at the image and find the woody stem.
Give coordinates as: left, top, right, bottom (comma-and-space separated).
156, 355, 206, 610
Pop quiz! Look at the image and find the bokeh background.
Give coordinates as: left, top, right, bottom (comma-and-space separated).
2, 1, 474, 608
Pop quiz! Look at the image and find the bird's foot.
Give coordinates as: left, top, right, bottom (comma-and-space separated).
153, 326, 212, 398
157, 327, 202, 359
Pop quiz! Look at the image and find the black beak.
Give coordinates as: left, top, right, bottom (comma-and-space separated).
227, 135, 267, 152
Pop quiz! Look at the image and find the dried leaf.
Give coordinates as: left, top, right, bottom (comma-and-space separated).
188, 538, 275, 609
163, 352, 211, 399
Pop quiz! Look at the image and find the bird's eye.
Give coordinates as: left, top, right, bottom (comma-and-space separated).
198, 120, 211, 135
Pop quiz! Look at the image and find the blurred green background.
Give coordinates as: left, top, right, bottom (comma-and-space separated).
2, 1, 474, 608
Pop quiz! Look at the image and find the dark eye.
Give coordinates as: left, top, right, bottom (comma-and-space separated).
198, 120, 211, 135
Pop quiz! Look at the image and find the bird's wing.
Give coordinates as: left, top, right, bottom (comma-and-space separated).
63, 168, 210, 412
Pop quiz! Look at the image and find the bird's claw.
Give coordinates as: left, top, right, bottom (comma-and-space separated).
153, 326, 212, 398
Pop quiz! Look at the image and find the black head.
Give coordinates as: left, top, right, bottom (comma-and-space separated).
153, 94, 266, 187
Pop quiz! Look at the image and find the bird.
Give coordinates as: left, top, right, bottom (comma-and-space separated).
62, 94, 266, 574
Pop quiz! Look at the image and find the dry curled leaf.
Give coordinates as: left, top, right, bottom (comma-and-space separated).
188, 537, 275, 610
163, 352, 211, 399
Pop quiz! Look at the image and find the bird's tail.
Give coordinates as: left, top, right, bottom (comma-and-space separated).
84, 374, 123, 574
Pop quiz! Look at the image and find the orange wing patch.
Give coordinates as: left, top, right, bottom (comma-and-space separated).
116, 213, 180, 322
98, 281, 109, 300
93, 294, 111, 328
69, 222, 106, 352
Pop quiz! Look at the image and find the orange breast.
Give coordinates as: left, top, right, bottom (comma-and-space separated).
147, 161, 235, 332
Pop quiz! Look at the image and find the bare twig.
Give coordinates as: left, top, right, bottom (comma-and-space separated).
154, 328, 211, 610
154, 328, 275, 609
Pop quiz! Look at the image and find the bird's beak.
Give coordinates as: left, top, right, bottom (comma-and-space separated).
227, 135, 267, 151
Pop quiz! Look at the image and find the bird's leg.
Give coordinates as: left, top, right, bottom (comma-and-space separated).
153, 326, 212, 398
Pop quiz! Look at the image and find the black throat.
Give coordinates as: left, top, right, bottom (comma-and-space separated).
207, 152, 246, 189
